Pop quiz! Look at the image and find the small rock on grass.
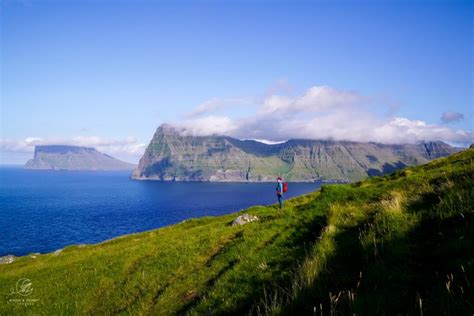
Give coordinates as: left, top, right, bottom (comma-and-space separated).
0, 255, 16, 264
233, 213, 259, 226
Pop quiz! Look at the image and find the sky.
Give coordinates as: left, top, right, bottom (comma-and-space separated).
1, 0, 473, 164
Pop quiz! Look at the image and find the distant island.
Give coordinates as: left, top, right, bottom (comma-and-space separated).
132, 123, 459, 182
25, 145, 136, 170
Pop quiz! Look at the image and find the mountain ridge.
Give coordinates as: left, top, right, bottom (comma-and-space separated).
132, 124, 459, 182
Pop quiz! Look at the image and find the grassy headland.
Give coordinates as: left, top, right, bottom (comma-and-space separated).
1, 149, 473, 315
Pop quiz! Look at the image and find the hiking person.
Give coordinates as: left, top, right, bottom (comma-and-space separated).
276, 177, 284, 209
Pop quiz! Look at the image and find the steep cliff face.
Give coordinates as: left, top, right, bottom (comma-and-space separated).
132, 124, 458, 182
25, 145, 136, 170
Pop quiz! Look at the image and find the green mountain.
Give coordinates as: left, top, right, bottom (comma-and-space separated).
25, 145, 136, 170
132, 124, 458, 182
2, 148, 472, 315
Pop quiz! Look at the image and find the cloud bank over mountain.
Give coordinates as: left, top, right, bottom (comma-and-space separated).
177, 85, 473, 146
2, 84, 472, 165
0, 136, 145, 163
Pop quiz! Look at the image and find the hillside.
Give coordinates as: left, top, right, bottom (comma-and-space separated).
24, 145, 136, 170
132, 124, 458, 182
1, 148, 472, 315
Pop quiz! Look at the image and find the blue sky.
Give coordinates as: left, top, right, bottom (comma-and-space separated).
1, 0, 473, 163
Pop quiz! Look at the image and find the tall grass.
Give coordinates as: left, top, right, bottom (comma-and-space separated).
255, 149, 473, 315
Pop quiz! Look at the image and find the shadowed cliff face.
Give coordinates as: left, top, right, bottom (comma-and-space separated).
25, 145, 136, 170
132, 124, 459, 182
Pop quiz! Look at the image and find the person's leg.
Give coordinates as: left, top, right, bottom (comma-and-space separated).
278, 195, 283, 209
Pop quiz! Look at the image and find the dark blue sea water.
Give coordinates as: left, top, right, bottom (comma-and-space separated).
0, 167, 322, 256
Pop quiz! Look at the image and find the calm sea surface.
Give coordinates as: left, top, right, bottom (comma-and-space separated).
0, 167, 322, 256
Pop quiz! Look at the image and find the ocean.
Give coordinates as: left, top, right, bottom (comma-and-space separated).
0, 167, 322, 256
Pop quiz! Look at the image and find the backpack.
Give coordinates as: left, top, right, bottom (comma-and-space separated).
283, 182, 288, 193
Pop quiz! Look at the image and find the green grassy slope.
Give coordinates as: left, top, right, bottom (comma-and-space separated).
1, 149, 473, 315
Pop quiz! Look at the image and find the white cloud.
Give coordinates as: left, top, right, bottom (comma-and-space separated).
0, 139, 33, 153
260, 95, 293, 115
178, 85, 474, 146
292, 85, 361, 112
247, 139, 287, 145
372, 118, 472, 144
186, 98, 227, 118
0, 136, 146, 160
178, 116, 238, 136
260, 85, 361, 115
186, 97, 254, 118
441, 111, 464, 123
